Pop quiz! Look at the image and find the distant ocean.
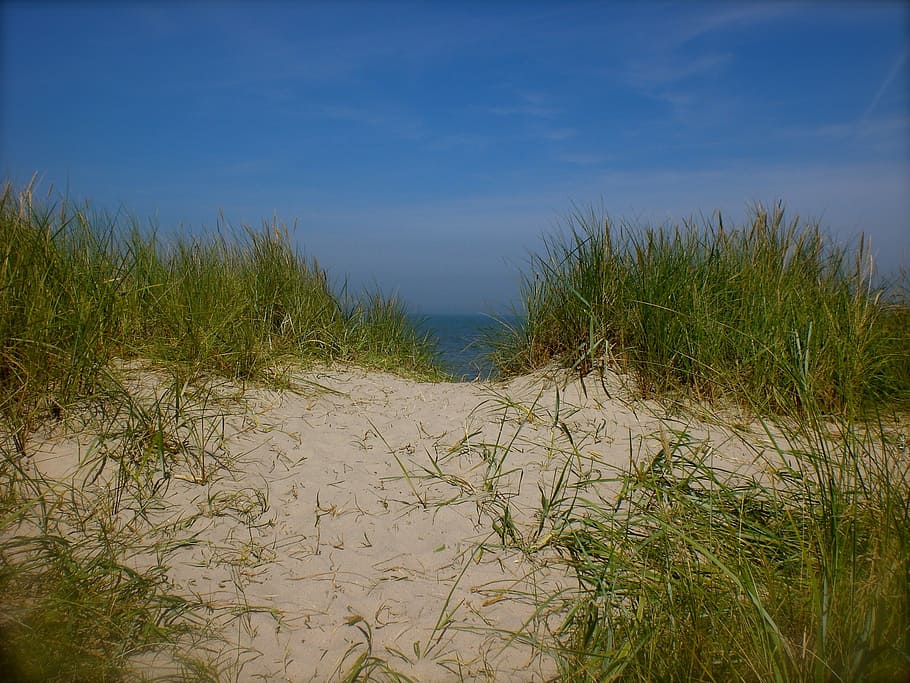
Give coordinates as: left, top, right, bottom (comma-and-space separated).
414, 314, 518, 381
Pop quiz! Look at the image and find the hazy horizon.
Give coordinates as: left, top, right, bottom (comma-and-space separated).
3, 1, 908, 315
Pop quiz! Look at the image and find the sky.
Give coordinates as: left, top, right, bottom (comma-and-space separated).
2, 1, 909, 314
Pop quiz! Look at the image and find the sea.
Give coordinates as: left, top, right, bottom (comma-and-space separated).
413, 313, 518, 381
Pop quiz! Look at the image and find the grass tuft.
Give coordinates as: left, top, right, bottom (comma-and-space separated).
482, 206, 910, 678
547, 416, 910, 682
0, 179, 443, 447
0, 179, 444, 681
490, 203, 910, 415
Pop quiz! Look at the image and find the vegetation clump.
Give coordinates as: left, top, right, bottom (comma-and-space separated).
482, 203, 910, 681
0, 180, 442, 442
547, 418, 910, 682
0, 180, 442, 680
491, 203, 910, 416
2, 184, 907, 681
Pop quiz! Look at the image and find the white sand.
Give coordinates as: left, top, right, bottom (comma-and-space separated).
23, 365, 764, 681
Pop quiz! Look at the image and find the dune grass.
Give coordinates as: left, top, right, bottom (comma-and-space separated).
480, 203, 910, 681
441, 369, 909, 681
417, 338, 908, 681
542, 415, 910, 682
0, 180, 443, 447
3, 184, 907, 681
490, 203, 910, 416
0, 180, 443, 681
0, 375, 232, 681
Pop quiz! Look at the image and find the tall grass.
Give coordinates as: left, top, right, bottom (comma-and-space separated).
491, 203, 909, 415
0, 180, 443, 448
0, 506, 218, 682
480, 202, 910, 679
450, 369, 909, 680
0, 376, 229, 682
545, 413, 910, 682
0, 179, 443, 681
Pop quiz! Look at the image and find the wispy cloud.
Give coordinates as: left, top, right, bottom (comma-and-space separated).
311, 104, 427, 140
670, 4, 795, 47
310, 104, 502, 154
862, 43, 910, 121
485, 89, 560, 119
614, 4, 792, 118
486, 103, 559, 118
625, 52, 733, 88
557, 152, 606, 166
535, 127, 576, 141
781, 115, 910, 154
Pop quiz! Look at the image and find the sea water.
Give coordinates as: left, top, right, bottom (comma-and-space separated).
415, 314, 514, 381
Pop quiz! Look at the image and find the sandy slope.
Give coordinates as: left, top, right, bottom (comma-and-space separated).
25, 366, 764, 682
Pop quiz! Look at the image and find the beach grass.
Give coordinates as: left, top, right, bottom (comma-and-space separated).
2, 182, 908, 681
0, 179, 443, 446
489, 203, 910, 416
440, 373, 909, 681
541, 414, 910, 682
477, 204, 909, 681
0, 373, 232, 681
0, 180, 443, 680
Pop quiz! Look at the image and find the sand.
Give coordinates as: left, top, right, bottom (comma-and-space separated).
21, 365, 765, 681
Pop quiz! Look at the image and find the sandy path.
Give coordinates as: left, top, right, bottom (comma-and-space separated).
23, 366, 764, 681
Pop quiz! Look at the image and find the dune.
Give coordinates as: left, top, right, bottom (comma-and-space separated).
22, 365, 765, 681
6, 188, 905, 681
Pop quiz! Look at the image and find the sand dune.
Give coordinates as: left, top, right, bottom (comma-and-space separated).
24, 366, 763, 681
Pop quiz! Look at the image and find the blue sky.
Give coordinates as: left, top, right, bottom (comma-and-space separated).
3, 1, 909, 314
